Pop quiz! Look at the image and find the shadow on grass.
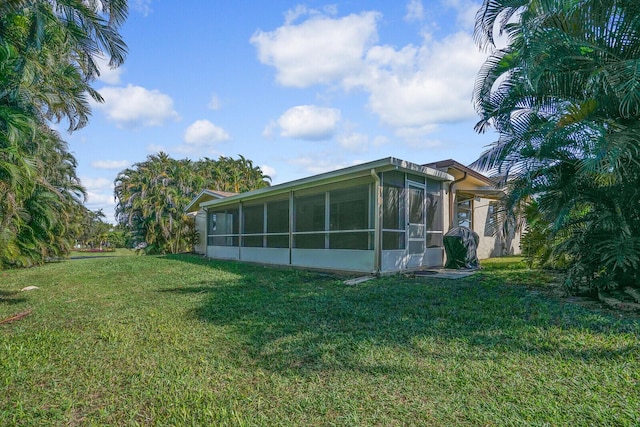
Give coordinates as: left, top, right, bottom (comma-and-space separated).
163, 254, 640, 375
0, 290, 27, 305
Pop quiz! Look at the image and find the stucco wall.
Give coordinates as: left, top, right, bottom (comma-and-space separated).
472, 197, 521, 259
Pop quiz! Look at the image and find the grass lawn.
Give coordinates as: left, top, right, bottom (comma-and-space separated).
1, 254, 639, 426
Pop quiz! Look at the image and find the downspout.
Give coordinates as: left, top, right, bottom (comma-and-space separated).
371, 169, 381, 276
449, 171, 467, 228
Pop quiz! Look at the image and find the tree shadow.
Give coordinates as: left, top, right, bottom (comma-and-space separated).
0, 290, 27, 305
162, 254, 640, 376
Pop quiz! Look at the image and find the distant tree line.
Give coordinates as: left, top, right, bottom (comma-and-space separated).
114, 153, 271, 254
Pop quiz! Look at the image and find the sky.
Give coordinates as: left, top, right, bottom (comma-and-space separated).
65, 0, 500, 223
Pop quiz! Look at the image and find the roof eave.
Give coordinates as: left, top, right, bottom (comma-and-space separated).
199, 157, 454, 209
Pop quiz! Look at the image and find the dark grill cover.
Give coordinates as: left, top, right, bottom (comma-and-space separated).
443, 226, 480, 269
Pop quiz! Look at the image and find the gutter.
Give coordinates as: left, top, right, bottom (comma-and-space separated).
371, 169, 381, 276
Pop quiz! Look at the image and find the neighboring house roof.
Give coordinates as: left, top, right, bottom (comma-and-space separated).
425, 159, 505, 199
187, 157, 455, 212
184, 189, 238, 213
424, 159, 497, 186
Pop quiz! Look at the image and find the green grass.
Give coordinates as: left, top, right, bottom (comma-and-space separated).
1, 255, 639, 426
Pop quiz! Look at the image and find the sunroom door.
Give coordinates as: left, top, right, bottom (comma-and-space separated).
406, 183, 426, 268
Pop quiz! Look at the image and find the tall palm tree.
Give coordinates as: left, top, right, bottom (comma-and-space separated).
473, 0, 640, 291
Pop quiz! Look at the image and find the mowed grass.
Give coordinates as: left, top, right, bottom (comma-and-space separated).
1, 254, 639, 426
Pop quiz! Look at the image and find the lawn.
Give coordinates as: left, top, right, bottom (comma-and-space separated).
1, 254, 638, 426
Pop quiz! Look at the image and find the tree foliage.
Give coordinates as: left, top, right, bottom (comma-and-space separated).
114, 153, 271, 254
0, 1, 127, 268
473, 0, 640, 292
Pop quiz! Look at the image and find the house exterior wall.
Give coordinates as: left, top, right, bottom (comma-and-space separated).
193, 165, 450, 274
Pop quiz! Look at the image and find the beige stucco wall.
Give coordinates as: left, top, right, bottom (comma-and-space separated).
444, 182, 522, 261
471, 196, 521, 259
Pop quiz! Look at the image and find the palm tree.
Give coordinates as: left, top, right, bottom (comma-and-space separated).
0, 1, 127, 267
473, 0, 640, 291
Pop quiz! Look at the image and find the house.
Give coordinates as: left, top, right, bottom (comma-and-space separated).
185, 189, 238, 255
185, 157, 521, 274
425, 159, 521, 259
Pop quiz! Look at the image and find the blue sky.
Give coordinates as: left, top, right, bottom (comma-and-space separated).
65, 0, 498, 223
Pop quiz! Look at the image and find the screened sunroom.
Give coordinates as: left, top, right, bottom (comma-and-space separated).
186, 158, 453, 274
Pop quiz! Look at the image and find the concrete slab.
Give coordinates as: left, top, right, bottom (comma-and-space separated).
413, 269, 478, 280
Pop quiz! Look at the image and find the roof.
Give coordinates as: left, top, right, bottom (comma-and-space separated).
423, 159, 498, 186
187, 157, 454, 212
184, 189, 238, 213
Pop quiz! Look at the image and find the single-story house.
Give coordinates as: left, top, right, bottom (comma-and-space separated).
185, 157, 521, 274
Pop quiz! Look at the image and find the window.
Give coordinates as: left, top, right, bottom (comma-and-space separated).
456, 194, 474, 229
266, 199, 289, 248
242, 204, 264, 247
207, 208, 239, 246
382, 171, 406, 250
294, 193, 326, 249
329, 186, 372, 250
293, 186, 373, 250
426, 180, 443, 247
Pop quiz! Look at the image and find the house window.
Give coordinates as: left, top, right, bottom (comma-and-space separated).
382, 171, 406, 250
207, 207, 239, 246
329, 185, 372, 250
294, 193, 326, 249
293, 185, 374, 250
456, 194, 474, 229
242, 203, 264, 247
266, 199, 289, 248
426, 179, 443, 247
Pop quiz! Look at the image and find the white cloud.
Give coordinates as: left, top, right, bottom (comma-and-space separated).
82, 177, 112, 191
251, 10, 380, 87
405, 0, 425, 22
183, 120, 230, 144
277, 105, 341, 140
94, 54, 124, 85
260, 165, 276, 181
91, 160, 130, 170
358, 32, 487, 133
94, 84, 179, 128
252, 9, 488, 143
81, 176, 117, 222
175, 120, 230, 155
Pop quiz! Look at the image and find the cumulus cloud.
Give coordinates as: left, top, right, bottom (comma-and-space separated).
94, 84, 179, 128
92, 160, 130, 170
361, 32, 486, 130
276, 105, 341, 140
252, 7, 488, 141
251, 10, 380, 87
184, 120, 231, 144
175, 120, 231, 155
260, 165, 276, 181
